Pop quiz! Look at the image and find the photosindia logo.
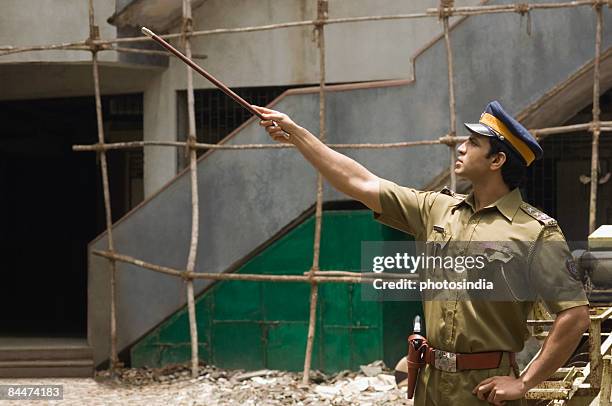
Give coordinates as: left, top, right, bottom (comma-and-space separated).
371, 278, 494, 291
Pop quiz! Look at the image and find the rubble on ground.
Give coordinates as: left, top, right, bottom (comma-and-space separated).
88, 360, 412, 405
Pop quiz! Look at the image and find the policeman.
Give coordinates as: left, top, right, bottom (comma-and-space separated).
254, 101, 590, 405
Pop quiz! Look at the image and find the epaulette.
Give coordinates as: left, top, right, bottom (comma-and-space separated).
440, 186, 465, 199
520, 203, 557, 227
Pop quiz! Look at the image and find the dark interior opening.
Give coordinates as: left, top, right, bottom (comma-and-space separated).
0, 95, 143, 338
525, 89, 612, 244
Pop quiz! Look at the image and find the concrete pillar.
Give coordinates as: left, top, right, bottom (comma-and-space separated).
143, 71, 178, 198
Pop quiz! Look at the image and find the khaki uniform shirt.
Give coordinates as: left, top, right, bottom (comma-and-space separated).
374, 179, 589, 354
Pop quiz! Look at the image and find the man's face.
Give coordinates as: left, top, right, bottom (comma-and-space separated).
454, 133, 493, 180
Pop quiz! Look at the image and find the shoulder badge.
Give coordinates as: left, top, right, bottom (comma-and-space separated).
520, 203, 557, 227
440, 186, 465, 199
440, 186, 454, 196
565, 257, 582, 281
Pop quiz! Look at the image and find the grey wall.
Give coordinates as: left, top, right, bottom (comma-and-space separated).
90, 2, 612, 365
0, 64, 162, 101
177, 0, 480, 87
143, 72, 179, 196
0, 0, 118, 64
0, 1, 166, 101
143, 0, 481, 195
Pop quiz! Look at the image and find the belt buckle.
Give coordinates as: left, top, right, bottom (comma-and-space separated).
434, 350, 457, 372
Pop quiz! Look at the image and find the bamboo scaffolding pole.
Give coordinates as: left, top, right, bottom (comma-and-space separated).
72, 137, 466, 151
109, 47, 177, 57
303, 0, 328, 385
308, 270, 420, 280
428, 0, 606, 16
441, 0, 458, 191
0, 44, 200, 58
589, 4, 603, 234
88, 0, 119, 371
72, 118, 612, 152
533, 121, 612, 137
182, 0, 200, 379
0, 41, 88, 56
1, 1, 606, 56
101, 42, 209, 58
92, 250, 399, 283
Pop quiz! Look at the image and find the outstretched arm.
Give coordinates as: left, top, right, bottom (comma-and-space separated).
253, 105, 382, 212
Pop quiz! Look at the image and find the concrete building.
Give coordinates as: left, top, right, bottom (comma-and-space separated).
0, 0, 610, 377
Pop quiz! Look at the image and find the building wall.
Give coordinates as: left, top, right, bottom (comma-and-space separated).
173, 0, 480, 88
0, 64, 162, 101
0, 1, 165, 101
143, 0, 481, 196
0, 0, 118, 64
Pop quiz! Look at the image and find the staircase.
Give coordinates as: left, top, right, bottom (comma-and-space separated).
0, 338, 93, 378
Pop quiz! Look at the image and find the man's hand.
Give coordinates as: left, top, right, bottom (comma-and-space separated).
253, 105, 301, 143
473, 376, 528, 406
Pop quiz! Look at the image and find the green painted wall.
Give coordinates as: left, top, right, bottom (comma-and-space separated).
131, 210, 422, 372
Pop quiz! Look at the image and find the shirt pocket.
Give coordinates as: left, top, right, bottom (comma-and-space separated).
427, 225, 452, 254
469, 243, 531, 302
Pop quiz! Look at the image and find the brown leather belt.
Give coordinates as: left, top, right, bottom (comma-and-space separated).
424, 347, 515, 372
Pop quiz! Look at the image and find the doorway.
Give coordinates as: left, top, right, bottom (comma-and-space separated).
0, 95, 143, 338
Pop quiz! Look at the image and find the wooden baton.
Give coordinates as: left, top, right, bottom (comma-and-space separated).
141, 26, 290, 139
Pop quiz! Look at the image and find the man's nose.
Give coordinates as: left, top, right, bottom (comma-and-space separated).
457, 141, 467, 155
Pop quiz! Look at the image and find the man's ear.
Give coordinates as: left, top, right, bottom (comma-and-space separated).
490, 151, 506, 171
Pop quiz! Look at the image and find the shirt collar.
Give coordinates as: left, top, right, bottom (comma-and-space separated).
451, 188, 523, 222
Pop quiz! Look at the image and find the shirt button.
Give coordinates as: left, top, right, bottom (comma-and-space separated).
446, 311, 453, 318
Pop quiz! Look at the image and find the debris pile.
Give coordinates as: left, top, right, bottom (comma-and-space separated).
92, 360, 412, 405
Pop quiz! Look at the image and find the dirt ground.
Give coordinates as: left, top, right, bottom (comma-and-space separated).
0, 362, 413, 405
